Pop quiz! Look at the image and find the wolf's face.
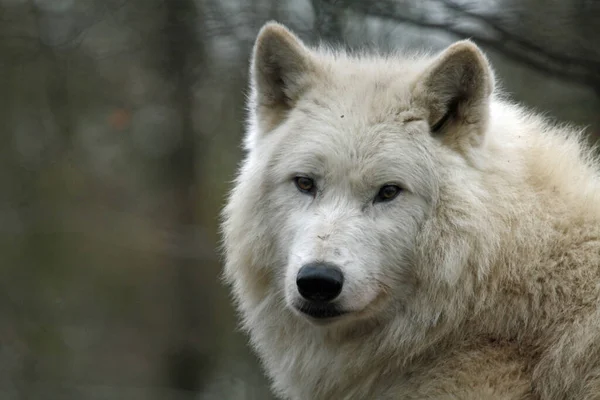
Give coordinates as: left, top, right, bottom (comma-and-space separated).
227, 22, 494, 326
265, 100, 439, 324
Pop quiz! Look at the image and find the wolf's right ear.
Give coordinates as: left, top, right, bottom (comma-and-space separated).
250, 22, 316, 131
412, 40, 494, 148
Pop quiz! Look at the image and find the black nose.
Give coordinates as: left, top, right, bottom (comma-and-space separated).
296, 262, 344, 302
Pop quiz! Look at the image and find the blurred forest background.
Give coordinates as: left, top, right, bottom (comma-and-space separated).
0, 0, 599, 399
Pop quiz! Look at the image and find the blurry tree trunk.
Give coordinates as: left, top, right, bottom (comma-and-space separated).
11, 6, 74, 399
311, 0, 344, 44
161, 0, 210, 395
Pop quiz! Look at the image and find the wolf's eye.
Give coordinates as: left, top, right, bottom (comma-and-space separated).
294, 176, 316, 195
374, 184, 402, 203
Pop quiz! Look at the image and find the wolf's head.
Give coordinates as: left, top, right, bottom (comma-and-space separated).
223, 22, 496, 328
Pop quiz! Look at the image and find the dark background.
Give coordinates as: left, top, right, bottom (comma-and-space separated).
1, 0, 599, 398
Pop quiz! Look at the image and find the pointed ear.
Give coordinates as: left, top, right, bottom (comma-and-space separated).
412, 40, 494, 147
250, 22, 316, 131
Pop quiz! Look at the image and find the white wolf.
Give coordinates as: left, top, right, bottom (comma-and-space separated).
221, 21, 600, 400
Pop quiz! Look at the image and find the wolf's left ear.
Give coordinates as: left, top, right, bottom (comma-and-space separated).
250, 22, 316, 131
412, 40, 494, 147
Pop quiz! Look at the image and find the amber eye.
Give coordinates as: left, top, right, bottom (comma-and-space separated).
374, 184, 402, 203
294, 176, 316, 195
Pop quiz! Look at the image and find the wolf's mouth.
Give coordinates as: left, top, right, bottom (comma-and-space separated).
296, 302, 347, 319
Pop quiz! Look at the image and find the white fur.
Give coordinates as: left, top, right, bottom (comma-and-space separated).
222, 22, 600, 400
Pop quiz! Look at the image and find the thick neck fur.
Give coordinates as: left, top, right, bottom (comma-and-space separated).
227, 97, 600, 400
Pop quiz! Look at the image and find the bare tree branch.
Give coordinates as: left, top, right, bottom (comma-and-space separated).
320, 0, 600, 90
442, 0, 600, 70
